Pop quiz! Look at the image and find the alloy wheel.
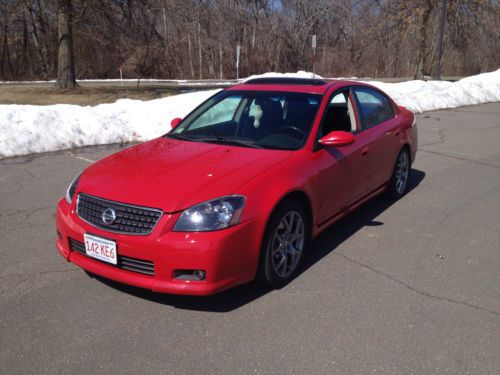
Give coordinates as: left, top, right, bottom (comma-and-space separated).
269, 210, 305, 278
395, 151, 410, 194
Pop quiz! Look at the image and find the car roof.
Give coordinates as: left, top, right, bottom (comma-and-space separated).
227, 77, 348, 94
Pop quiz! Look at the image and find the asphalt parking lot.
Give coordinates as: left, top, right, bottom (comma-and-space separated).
1, 103, 499, 374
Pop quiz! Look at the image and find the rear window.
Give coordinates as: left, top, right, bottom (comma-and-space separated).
354, 87, 394, 129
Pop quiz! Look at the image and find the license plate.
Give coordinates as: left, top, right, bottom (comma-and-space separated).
84, 233, 117, 265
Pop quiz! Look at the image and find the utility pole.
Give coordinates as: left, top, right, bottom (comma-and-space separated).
434, 0, 446, 80
219, 43, 223, 80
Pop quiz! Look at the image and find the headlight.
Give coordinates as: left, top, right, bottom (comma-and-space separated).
173, 196, 245, 232
65, 173, 81, 204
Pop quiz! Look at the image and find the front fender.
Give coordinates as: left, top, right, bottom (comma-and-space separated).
237, 151, 319, 238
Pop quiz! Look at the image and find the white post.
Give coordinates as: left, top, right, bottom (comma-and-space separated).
162, 7, 167, 39
198, 21, 202, 80
236, 45, 241, 80
312, 35, 317, 78
219, 43, 223, 80
119, 69, 123, 86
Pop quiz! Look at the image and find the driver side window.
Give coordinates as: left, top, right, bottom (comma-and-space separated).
321, 90, 358, 136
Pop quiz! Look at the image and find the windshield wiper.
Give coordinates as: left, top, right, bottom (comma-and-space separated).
164, 133, 194, 141
197, 136, 263, 149
257, 144, 291, 150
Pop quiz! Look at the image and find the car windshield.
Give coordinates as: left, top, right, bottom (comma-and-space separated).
167, 91, 322, 150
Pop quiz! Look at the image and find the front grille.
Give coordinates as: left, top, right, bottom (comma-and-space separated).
77, 193, 162, 235
69, 238, 155, 276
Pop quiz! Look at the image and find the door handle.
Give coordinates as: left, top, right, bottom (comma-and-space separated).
361, 146, 369, 156
385, 129, 400, 136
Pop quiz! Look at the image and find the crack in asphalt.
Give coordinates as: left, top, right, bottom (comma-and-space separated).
417, 122, 500, 169
418, 123, 500, 148
0, 269, 79, 281
22, 165, 36, 179
335, 252, 500, 318
419, 128, 445, 147
0, 222, 52, 231
445, 108, 500, 114
0, 180, 23, 196
417, 148, 500, 169
65, 151, 95, 163
0, 279, 30, 298
0, 205, 53, 219
0, 269, 80, 297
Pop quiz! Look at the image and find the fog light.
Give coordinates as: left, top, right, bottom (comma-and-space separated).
193, 270, 205, 280
173, 269, 206, 281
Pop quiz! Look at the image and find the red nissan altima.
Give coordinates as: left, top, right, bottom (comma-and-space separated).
56, 77, 417, 295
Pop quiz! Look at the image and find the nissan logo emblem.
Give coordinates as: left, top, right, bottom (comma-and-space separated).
102, 208, 116, 225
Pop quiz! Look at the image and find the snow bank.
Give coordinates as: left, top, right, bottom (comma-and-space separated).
244, 69, 500, 113
0, 70, 499, 159
365, 70, 500, 113
0, 90, 218, 158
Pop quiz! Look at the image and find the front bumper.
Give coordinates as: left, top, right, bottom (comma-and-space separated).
56, 198, 265, 295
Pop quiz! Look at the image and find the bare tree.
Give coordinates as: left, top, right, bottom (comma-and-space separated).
0, 0, 498, 82
56, 0, 77, 88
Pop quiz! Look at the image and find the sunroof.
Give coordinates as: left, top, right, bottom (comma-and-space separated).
244, 77, 327, 86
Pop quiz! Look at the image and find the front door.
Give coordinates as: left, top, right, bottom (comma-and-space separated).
315, 89, 370, 224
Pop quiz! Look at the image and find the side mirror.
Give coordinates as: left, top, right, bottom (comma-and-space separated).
319, 131, 355, 147
170, 117, 182, 129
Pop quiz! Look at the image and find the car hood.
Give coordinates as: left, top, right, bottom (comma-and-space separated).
78, 137, 292, 213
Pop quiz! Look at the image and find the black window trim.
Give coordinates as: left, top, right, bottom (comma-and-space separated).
313, 86, 360, 152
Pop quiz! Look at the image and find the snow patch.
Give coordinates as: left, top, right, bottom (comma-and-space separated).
243, 70, 324, 81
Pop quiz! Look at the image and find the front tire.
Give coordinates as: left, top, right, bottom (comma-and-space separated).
256, 200, 310, 287
386, 147, 411, 199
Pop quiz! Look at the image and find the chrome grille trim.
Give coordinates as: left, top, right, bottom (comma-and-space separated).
76, 193, 163, 235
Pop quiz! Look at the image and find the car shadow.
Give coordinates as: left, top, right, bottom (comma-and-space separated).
92, 169, 425, 312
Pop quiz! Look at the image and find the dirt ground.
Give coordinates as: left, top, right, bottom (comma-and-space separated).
0, 82, 230, 106
0, 76, 464, 106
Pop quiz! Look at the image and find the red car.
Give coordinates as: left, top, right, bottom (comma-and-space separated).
56, 77, 417, 295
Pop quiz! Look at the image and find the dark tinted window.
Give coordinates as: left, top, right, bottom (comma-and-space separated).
353, 87, 394, 129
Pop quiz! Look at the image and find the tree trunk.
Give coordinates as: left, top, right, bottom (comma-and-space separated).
56, 0, 77, 88
1, 24, 15, 80
197, 21, 202, 80
415, 1, 432, 80
188, 34, 195, 79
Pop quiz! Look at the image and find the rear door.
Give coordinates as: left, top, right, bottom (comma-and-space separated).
352, 87, 401, 190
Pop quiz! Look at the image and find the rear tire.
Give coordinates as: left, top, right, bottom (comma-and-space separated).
256, 200, 310, 287
386, 147, 411, 199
